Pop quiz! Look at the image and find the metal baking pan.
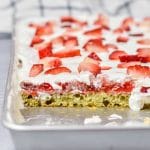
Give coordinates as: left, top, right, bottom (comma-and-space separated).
2, 17, 150, 150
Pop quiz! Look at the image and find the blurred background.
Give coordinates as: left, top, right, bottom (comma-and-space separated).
0, 0, 149, 150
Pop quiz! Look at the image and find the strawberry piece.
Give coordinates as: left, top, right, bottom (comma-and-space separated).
121, 17, 134, 31
117, 61, 141, 68
39, 57, 62, 68
83, 39, 106, 53
129, 33, 144, 37
29, 64, 44, 77
28, 23, 40, 28
94, 14, 109, 29
84, 27, 102, 37
137, 38, 150, 45
140, 86, 150, 93
30, 36, 44, 47
113, 27, 124, 34
53, 48, 80, 58
38, 83, 53, 91
109, 50, 127, 60
64, 36, 78, 48
116, 36, 129, 43
83, 57, 99, 65
35, 23, 53, 36
101, 66, 112, 70
38, 43, 52, 59
78, 61, 101, 76
119, 54, 150, 63
45, 67, 71, 75
105, 43, 118, 51
61, 16, 87, 27
88, 52, 101, 61
137, 48, 150, 57
51, 36, 64, 48
127, 65, 150, 78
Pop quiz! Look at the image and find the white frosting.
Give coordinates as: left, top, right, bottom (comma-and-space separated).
129, 78, 150, 111
84, 115, 102, 125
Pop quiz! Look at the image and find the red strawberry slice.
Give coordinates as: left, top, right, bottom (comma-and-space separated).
137, 38, 150, 45
83, 57, 99, 65
64, 36, 78, 48
109, 50, 127, 60
78, 61, 101, 76
137, 48, 150, 57
117, 36, 129, 43
121, 17, 134, 31
61, 16, 87, 27
35, 23, 53, 36
88, 52, 101, 61
45, 67, 71, 75
29, 64, 44, 77
53, 48, 80, 58
105, 43, 118, 51
38, 43, 52, 59
113, 27, 124, 34
119, 54, 150, 63
94, 14, 109, 29
30, 36, 44, 47
129, 33, 144, 37
39, 57, 62, 68
140, 86, 150, 93
83, 39, 106, 53
117, 61, 141, 68
127, 65, 150, 78
51, 36, 64, 48
38, 83, 53, 91
84, 27, 102, 37
101, 66, 112, 70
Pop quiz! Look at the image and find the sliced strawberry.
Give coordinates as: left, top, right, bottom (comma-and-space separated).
35, 23, 53, 36
45, 67, 71, 75
137, 48, 150, 57
38, 43, 52, 59
88, 52, 101, 61
38, 83, 53, 91
30, 36, 44, 47
94, 14, 109, 29
53, 48, 80, 58
101, 66, 112, 70
121, 17, 134, 31
116, 36, 129, 43
129, 33, 144, 37
78, 61, 101, 76
51, 36, 64, 48
119, 54, 150, 63
105, 43, 118, 51
137, 38, 150, 45
61, 16, 87, 27
140, 86, 150, 93
84, 27, 102, 37
83, 57, 99, 65
127, 65, 150, 78
83, 39, 106, 53
39, 57, 62, 68
28, 23, 40, 28
29, 64, 44, 77
64, 36, 78, 48
109, 50, 127, 60
113, 27, 124, 34
117, 61, 141, 68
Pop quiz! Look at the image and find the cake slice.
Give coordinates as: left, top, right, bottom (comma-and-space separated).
16, 15, 150, 110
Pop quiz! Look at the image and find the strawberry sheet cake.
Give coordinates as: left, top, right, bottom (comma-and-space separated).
16, 15, 150, 111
